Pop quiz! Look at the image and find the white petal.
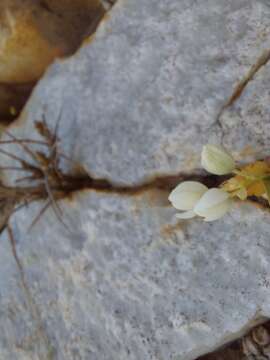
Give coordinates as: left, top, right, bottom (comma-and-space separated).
194, 188, 229, 216
175, 210, 196, 219
203, 199, 232, 221
170, 192, 203, 211
201, 144, 235, 175
169, 181, 208, 195
168, 181, 208, 211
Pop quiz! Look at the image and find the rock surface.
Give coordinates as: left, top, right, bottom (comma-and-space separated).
1, 0, 270, 359
3, 193, 270, 360
0, 0, 104, 83
0, 0, 105, 122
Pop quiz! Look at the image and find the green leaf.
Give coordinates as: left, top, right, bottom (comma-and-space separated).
263, 178, 270, 204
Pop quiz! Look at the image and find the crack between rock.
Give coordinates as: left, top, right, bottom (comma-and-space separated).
215, 48, 270, 135
7, 225, 55, 360
53, 171, 270, 212
60, 171, 220, 198
2, 119, 269, 223
196, 314, 269, 360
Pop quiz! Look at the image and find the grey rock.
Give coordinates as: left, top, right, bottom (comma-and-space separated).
221, 60, 270, 163
3, 193, 270, 360
4, 0, 270, 184
1, 0, 270, 360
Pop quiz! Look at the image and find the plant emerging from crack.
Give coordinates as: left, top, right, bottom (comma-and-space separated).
169, 144, 270, 221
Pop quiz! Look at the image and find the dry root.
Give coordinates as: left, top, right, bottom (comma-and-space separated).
0, 116, 84, 232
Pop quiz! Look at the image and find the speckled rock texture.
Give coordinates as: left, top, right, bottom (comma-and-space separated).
6, 0, 270, 185
1, 0, 270, 359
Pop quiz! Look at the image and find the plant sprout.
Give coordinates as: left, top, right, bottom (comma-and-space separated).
169, 144, 270, 221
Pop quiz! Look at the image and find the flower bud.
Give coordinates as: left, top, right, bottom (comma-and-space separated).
168, 181, 208, 219
194, 188, 232, 221
201, 144, 235, 175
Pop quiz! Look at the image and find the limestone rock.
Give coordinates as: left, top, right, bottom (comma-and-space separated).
2, 191, 270, 360
5, 0, 270, 185
221, 60, 270, 163
1, 0, 270, 360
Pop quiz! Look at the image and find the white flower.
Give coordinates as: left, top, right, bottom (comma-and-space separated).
168, 181, 208, 219
194, 188, 232, 221
201, 144, 235, 175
